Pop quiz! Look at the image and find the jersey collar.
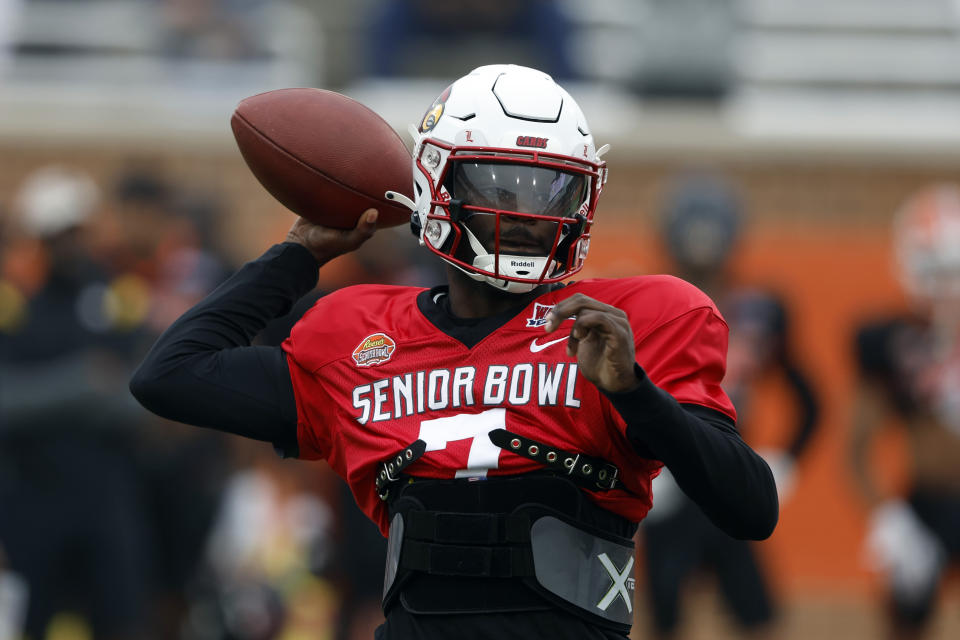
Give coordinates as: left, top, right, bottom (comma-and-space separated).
416, 284, 566, 349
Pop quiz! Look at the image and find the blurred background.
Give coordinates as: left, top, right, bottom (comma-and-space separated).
1, 1, 959, 639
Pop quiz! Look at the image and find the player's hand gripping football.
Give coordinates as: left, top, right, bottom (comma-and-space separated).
286, 209, 379, 265
544, 293, 641, 394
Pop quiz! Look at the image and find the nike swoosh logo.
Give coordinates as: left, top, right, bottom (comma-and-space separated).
530, 336, 569, 353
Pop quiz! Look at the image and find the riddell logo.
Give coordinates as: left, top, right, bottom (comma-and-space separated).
352, 333, 397, 367
516, 136, 548, 148
510, 260, 536, 268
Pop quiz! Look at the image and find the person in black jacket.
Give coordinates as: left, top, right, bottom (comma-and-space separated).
641, 173, 820, 639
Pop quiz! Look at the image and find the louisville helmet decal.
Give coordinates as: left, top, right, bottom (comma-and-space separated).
419, 84, 452, 133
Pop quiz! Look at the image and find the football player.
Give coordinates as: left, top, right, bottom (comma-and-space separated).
642, 174, 820, 638
850, 184, 960, 639
131, 65, 778, 639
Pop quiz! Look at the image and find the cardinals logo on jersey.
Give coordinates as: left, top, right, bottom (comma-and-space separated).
352, 333, 397, 367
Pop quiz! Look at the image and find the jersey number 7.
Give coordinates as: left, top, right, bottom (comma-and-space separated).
418, 408, 506, 478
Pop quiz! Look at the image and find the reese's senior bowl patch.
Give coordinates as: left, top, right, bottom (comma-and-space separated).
352, 333, 397, 367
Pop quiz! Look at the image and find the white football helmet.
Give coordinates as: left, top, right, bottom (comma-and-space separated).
389, 65, 608, 293
893, 184, 960, 301
14, 166, 100, 238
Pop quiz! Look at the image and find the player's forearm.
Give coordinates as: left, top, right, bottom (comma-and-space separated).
606, 366, 779, 540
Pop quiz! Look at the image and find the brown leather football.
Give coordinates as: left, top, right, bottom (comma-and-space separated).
231, 88, 413, 229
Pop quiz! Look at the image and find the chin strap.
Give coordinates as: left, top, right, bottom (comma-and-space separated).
385, 190, 421, 239
385, 190, 417, 211
460, 224, 557, 294
404, 187, 566, 294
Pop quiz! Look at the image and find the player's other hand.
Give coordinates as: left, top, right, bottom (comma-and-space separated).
544, 293, 641, 394
286, 209, 378, 265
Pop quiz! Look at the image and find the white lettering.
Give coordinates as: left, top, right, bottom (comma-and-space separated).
596, 554, 634, 613
538, 363, 564, 405
564, 363, 582, 408
483, 365, 509, 404
373, 379, 391, 421
453, 367, 475, 408
416, 371, 425, 413
352, 384, 372, 424
509, 363, 533, 404
428, 369, 450, 410
393, 373, 414, 417
352, 361, 583, 422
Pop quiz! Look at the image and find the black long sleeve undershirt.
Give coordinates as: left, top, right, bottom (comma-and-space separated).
130, 243, 319, 456
603, 370, 778, 540
131, 243, 778, 540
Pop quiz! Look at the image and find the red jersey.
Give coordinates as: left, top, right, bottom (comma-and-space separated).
282, 275, 734, 535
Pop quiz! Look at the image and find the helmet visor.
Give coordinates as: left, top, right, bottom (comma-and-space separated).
444, 162, 587, 219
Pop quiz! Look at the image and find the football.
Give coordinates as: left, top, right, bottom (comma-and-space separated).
231, 88, 414, 229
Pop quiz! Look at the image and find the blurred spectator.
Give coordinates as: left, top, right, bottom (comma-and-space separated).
327, 480, 388, 640
0, 164, 243, 639
107, 165, 230, 298
180, 443, 336, 640
366, 0, 574, 80
103, 165, 177, 279
849, 184, 960, 639
641, 173, 820, 638
105, 167, 242, 638
0, 166, 154, 639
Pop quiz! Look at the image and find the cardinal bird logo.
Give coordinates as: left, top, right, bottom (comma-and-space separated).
419, 85, 452, 133
352, 333, 397, 367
